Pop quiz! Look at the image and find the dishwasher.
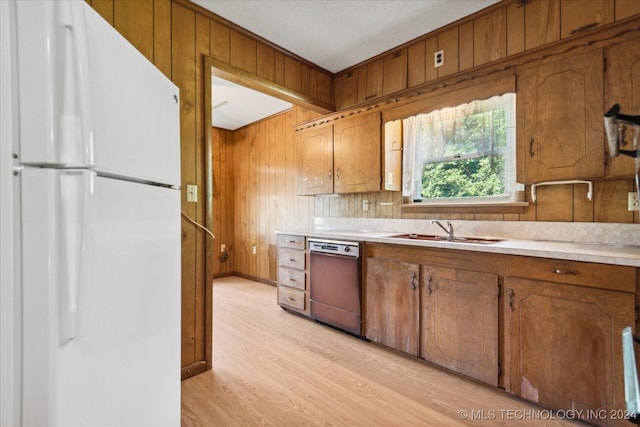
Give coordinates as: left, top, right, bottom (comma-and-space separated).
308, 239, 362, 336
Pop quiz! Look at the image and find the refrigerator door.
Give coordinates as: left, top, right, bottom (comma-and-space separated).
83, 4, 180, 187
20, 169, 181, 425
15, 1, 180, 187
15, 0, 94, 168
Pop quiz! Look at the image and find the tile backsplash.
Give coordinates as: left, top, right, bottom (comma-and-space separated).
314, 217, 640, 247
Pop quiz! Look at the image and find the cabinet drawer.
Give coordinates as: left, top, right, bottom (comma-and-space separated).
507, 256, 636, 292
279, 248, 305, 270
278, 234, 305, 250
278, 287, 305, 311
278, 267, 306, 290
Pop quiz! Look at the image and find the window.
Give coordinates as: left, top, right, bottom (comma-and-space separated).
402, 93, 519, 203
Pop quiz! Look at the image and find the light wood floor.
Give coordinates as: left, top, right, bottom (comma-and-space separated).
181, 276, 583, 426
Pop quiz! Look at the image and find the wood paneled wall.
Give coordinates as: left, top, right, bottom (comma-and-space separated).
223, 107, 317, 282
85, 0, 333, 377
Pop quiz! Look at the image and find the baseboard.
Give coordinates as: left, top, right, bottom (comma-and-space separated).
181, 361, 207, 380
213, 271, 276, 287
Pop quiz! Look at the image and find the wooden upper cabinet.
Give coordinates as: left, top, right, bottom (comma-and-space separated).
365, 256, 420, 356
333, 112, 381, 193
516, 48, 604, 183
407, 41, 426, 88
505, 276, 634, 422
474, 7, 506, 67
335, 70, 358, 110
604, 36, 640, 177
524, 0, 560, 50
295, 125, 333, 195
506, 1, 525, 56
365, 58, 384, 101
560, 0, 613, 39
383, 49, 407, 95
421, 266, 499, 386
615, 0, 640, 20
296, 112, 381, 195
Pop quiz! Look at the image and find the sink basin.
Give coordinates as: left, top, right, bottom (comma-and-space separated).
387, 233, 502, 244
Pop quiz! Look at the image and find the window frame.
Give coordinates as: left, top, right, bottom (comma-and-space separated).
406, 92, 518, 204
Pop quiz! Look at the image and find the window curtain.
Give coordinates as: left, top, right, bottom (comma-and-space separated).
402, 93, 514, 198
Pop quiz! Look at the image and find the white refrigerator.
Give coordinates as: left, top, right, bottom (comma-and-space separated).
1, 1, 181, 426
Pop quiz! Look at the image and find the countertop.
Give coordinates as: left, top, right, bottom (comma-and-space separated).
276, 228, 640, 267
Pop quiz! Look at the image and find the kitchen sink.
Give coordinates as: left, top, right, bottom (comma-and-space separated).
387, 233, 502, 244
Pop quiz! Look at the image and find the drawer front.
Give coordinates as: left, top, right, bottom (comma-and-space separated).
278, 234, 305, 250
278, 286, 305, 311
278, 267, 306, 290
507, 255, 636, 292
279, 248, 305, 270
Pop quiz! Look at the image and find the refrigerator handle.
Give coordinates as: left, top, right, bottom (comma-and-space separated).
59, 1, 95, 166
59, 171, 96, 341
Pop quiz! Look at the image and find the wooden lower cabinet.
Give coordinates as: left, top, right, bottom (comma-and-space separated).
365, 256, 419, 356
362, 243, 638, 426
277, 234, 308, 315
421, 266, 499, 386
504, 276, 635, 426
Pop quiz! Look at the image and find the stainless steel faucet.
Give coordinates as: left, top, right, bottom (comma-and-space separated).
431, 220, 454, 239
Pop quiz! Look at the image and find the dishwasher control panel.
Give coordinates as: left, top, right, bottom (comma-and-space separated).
308, 239, 360, 257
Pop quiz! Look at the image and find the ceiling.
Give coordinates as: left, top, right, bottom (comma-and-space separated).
195, 0, 501, 130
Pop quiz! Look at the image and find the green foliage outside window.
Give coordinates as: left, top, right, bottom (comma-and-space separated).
419, 106, 509, 200
422, 156, 506, 198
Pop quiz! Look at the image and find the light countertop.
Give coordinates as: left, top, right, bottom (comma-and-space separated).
276, 227, 640, 267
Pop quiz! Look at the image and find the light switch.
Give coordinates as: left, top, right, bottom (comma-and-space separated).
186, 184, 198, 203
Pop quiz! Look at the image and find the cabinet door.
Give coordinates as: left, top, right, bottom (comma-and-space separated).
365, 58, 383, 101
382, 49, 407, 96
560, 0, 613, 39
295, 125, 333, 195
333, 112, 381, 193
517, 48, 604, 183
421, 266, 499, 386
365, 257, 419, 356
505, 277, 634, 420
335, 70, 359, 111
605, 37, 640, 177
524, 0, 560, 50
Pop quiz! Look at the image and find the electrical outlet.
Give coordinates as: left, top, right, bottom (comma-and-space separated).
363, 199, 369, 212
434, 50, 444, 68
629, 192, 639, 211
252, 245, 257, 255
221, 244, 226, 252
